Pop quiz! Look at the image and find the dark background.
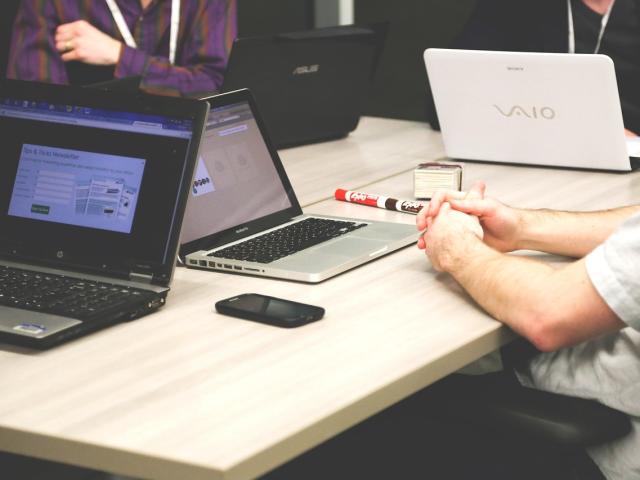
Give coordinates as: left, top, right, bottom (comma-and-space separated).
354, 0, 476, 120
2, 0, 476, 121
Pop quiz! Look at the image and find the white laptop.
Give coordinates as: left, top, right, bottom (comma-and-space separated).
181, 89, 417, 283
424, 48, 639, 171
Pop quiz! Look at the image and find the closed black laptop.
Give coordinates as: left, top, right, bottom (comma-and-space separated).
0, 80, 208, 349
221, 24, 387, 148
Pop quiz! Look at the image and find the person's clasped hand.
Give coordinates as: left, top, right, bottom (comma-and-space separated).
417, 181, 524, 256
419, 202, 484, 271
55, 20, 122, 66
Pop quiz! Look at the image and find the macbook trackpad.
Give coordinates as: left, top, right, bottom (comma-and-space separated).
311, 237, 384, 257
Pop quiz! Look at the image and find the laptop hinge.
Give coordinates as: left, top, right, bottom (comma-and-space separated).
129, 271, 153, 284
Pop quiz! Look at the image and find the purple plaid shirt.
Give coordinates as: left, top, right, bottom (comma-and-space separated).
7, 0, 236, 96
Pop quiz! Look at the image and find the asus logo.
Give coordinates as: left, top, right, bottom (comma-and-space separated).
292, 64, 320, 75
493, 105, 556, 120
235, 227, 249, 234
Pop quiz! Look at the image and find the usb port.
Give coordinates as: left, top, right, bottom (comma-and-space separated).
208, 261, 216, 267
147, 298, 165, 309
224, 264, 232, 269
199, 260, 207, 267
233, 266, 242, 271
189, 259, 198, 265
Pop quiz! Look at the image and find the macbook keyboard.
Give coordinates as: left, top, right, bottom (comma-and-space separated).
209, 217, 367, 264
0, 265, 154, 320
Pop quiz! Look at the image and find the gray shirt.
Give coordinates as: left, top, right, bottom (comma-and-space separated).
517, 212, 640, 480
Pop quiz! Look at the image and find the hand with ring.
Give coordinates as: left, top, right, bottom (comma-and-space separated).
55, 20, 122, 65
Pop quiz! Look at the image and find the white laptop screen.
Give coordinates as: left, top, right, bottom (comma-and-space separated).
181, 100, 293, 245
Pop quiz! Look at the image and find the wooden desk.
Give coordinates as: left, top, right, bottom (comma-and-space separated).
1, 120, 639, 480
280, 116, 444, 207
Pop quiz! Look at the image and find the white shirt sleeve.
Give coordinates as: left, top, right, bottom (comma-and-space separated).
585, 212, 640, 331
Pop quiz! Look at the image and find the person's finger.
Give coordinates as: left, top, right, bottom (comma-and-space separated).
429, 189, 468, 218
465, 181, 486, 200
55, 38, 75, 53
448, 198, 492, 217
54, 31, 74, 43
417, 236, 426, 250
55, 24, 75, 37
61, 49, 80, 62
426, 190, 441, 217
426, 190, 446, 218
426, 216, 433, 228
416, 203, 429, 230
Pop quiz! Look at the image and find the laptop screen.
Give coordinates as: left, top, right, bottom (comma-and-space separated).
0, 92, 196, 276
181, 100, 293, 245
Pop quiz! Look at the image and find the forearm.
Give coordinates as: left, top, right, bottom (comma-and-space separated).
515, 205, 640, 257
446, 239, 553, 343
444, 236, 622, 351
115, 47, 224, 97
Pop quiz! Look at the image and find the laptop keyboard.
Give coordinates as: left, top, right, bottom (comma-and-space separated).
209, 217, 367, 264
0, 265, 154, 320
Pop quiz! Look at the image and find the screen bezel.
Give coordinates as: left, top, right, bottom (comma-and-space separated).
179, 88, 303, 257
0, 79, 209, 286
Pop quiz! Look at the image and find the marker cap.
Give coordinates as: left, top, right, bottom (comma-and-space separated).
334, 188, 347, 201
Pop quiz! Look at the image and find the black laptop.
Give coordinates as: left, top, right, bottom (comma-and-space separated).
0, 80, 208, 349
220, 24, 387, 148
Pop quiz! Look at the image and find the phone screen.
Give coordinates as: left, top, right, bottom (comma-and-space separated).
216, 294, 324, 327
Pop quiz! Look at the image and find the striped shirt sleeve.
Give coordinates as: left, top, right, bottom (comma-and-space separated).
7, 0, 69, 84
114, 0, 236, 97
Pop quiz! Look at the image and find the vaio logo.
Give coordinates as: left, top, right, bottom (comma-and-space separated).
493, 105, 556, 120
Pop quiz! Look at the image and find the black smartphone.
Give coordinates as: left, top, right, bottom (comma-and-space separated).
215, 293, 325, 328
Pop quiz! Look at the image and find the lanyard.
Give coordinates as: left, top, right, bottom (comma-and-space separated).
567, 0, 617, 54
105, 0, 180, 64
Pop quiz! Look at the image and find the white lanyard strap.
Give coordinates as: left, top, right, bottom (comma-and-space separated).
169, 0, 180, 66
567, 0, 617, 54
105, 0, 180, 64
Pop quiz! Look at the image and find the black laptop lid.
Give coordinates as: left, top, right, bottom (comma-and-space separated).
0, 80, 208, 286
221, 24, 387, 148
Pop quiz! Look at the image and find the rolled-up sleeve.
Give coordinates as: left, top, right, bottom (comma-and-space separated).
586, 213, 640, 331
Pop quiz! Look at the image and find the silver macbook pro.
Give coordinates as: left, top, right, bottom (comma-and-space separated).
424, 48, 639, 171
181, 89, 417, 283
